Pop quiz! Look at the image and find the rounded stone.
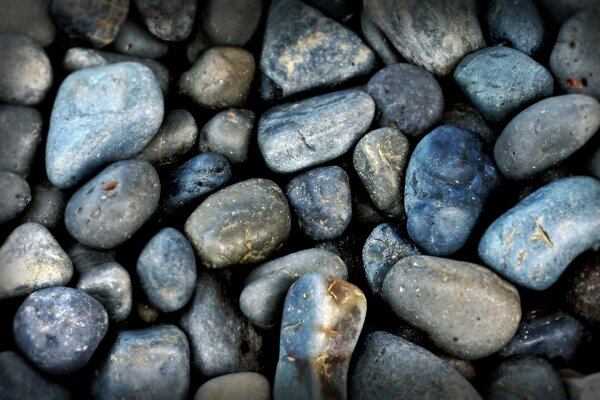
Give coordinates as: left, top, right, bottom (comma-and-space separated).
201, 0, 263, 47
0, 171, 31, 225
0, 105, 42, 177
0, 0, 56, 47
134, 0, 196, 42
199, 109, 255, 164
567, 254, 600, 323
195, 372, 270, 400
486, 0, 545, 56
20, 179, 66, 229
113, 19, 168, 59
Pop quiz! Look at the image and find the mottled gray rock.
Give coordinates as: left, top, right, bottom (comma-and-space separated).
539, 0, 599, 25
201, 0, 263, 47
194, 373, 270, 400
0, 105, 42, 177
360, 9, 401, 66
21, 179, 66, 229
134, 0, 196, 41
199, 109, 255, 164
0, 172, 31, 225
564, 372, 600, 400
441, 103, 496, 145
113, 20, 168, 59
0, 0, 56, 47
486, 0, 545, 56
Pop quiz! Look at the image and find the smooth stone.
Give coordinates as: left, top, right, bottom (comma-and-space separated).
590, 143, 600, 179
0, 172, 31, 225
287, 166, 352, 241
137, 227, 197, 312
455, 46, 554, 124
0, 223, 72, 300
181, 271, 263, 377
112, 20, 168, 59
47, 62, 163, 189
567, 253, 600, 323
65, 160, 161, 249
259, 0, 374, 101
564, 372, 600, 400
478, 176, 600, 290
0, 351, 70, 400
349, 331, 482, 400
360, 9, 401, 66
539, 0, 599, 25
382, 255, 522, 359
13, 287, 108, 374
366, 63, 444, 138
353, 128, 410, 218
362, 223, 420, 296
134, 0, 196, 41
363, 0, 485, 76
161, 152, 232, 212
195, 372, 270, 400
405, 126, 498, 255
274, 272, 366, 400
199, 109, 255, 164
0, 0, 56, 46
201, 0, 263, 47
185, 178, 291, 268
240, 248, 348, 329
488, 357, 567, 400
21, 179, 66, 229
0, 106, 42, 177
138, 109, 198, 166
92, 325, 190, 400
494, 95, 600, 180
0, 34, 52, 105
51, 0, 128, 47
486, 0, 545, 56
258, 89, 375, 174
441, 102, 496, 146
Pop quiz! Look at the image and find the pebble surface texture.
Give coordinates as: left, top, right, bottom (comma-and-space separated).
200, 0, 263, 47
113, 20, 168, 59
0, 105, 42, 177
486, 0, 545, 56
199, 109, 255, 165
0, 172, 31, 225
46, 62, 164, 189
13, 287, 108, 375
194, 372, 270, 400
258, 89, 375, 173
479, 176, 600, 290
0, 0, 56, 47
134, 0, 196, 42
382, 255, 522, 359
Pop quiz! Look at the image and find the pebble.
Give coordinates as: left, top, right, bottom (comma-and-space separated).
199, 109, 255, 164
180, 270, 263, 377
441, 102, 496, 146
363, 0, 485, 76
486, 0, 545, 56
201, 0, 263, 47
21, 179, 66, 229
0, 105, 42, 177
112, 20, 168, 59
360, 10, 401, 66
274, 272, 366, 400
258, 89, 375, 174
0, 172, 31, 225
366, 63, 444, 138
454, 46, 554, 124
539, 0, 598, 25
353, 128, 410, 218
194, 372, 270, 400
0, 34, 52, 105
240, 248, 348, 329
64, 160, 161, 249
382, 255, 521, 359
137, 228, 197, 312
479, 176, 600, 290
567, 253, 600, 323
92, 325, 190, 400
185, 178, 291, 268
259, 0, 374, 101
13, 287, 108, 374
0, 223, 72, 300
134, 0, 196, 41
494, 95, 600, 180
46, 62, 164, 189
404, 126, 499, 255
0, 0, 56, 47
564, 372, 600, 400
349, 331, 482, 400
179, 47, 255, 109
51, 0, 128, 47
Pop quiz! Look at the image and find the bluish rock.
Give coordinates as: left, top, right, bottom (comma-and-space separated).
13, 287, 108, 375
21, 179, 66, 229
199, 109, 255, 165
405, 125, 499, 255
486, 0, 545, 56
113, 20, 168, 59
259, 89, 375, 174
0, 105, 42, 177
0, 171, 31, 225
46, 62, 164, 189
454, 46, 554, 124
195, 372, 270, 400
137, 227, 197, 312
360, 9, 401, 66
441, 102, 496, 146
287, 166, 352, 241
0, 0, 56, 47
200, 0, 263, 47
134, 0, 196, 41
259, 0, 374, 101
274, 272, 366, 400
479, 176, 600, 290
567, 253, 600, 323
564, 372, 600, 400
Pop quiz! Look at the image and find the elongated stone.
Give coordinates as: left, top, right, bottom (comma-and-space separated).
199, 109, 255, 165
0, 0, 56, 47
479, 176, 600, 290
113, 20, 168, 59
195, 372, 270, 400
134, 0, 196, 41
0, 172, 31, 225
0, 105, 42, 177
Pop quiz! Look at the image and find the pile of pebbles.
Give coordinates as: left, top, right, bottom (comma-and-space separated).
1, 0, 600, 399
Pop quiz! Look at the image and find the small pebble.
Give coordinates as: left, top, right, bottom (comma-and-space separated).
0, 0, 56, 47
567, 253, 600, 323
441, 102, 496, 146
201, 0, 263, 47
134, 0, 196, 41
0, 105, 42, 177
112, 20, 168, 59
21, 179, 66, 229
199, 109, 255, 164
194, 372, 270, 400
0, 172, 31, 225
359, 9, 400, 66
563, 371, 600, 400
486, 0, 545, 56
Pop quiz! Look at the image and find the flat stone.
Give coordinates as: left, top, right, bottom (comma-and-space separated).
199, 109, 255, 164
113, 20, 168, 59
564, 372, 600, 400
567, 253, 600, 323
0, 0, 56, 47
0, 172, 31, 225
441, 103, 496, 146
201, 0, 263, 47
274, 272, 366, 400
349, 331, 482, 400
47, 62, 164, 189
360, 10, 401, 66
382, 255, 522, 359
0, 106, 42, 177
259, 0, 374, 101
0, 223, 72, 300
13, 287, 108, 375
194, 372, 270, 400
240, 248, 348, 329
134, 0, 196, 41
486, 0, 545, 56
479, 176, 600, 290
21, 179, 66, 229
65, 160, 161, 249
258, 89, 375, 174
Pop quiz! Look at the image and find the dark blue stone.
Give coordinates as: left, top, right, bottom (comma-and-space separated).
486, 0, 545, 56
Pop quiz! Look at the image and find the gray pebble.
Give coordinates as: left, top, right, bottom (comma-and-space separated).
134, 0, 197, 41
0, 105, 42, 177
195, 372, 270, 400
360, 9, 401, 66
0, 172, 31, 225
441, 102, 496, 146
0, 0, 55, 46
113, 20, 168, 59
564, 372, 600, 400
201, 0, 263, 47
486, 0, 545, 56
21, 179, 66, 229
199, 109, 255, 164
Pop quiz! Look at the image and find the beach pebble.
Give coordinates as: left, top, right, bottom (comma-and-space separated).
486, 0, 545, 56
199, 109, 255, 164
0, 0, 56, 47
113, 20, 168, 59
201, 0, 263, 47
0, 106, 42, 177
195, 372, 270, 400
0, 172, 31, 225
134, 0, 196, 41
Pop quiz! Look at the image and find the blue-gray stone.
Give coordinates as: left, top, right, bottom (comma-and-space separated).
0, 0, 56, 47
486, 0, 545, 56
195, 372, 270, 400
360, 9, 401, 66
287, 166, 352, 241
454, 46, 554, 124
349, 331, 482, 400
137, 227, 197, 312
259, 89, 375, 174
564, 372, 600, 400
240, 248, 348, 329
113, 20, 168, 59
441, 102, 496, 146
259, 0, 374, 101
46, 62, 163, 189
199, 109, 255, 165
20, 179, 66, 229
405, 125, 499, 256
479, 176, 600, 290
92, 325, 190, 400
201, 0, 263, 47
274, 272, 366, 400
0, 105, 42, 177
0, 171, 31, 225
134, 0, 196, 42
13, 287, 108, 375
